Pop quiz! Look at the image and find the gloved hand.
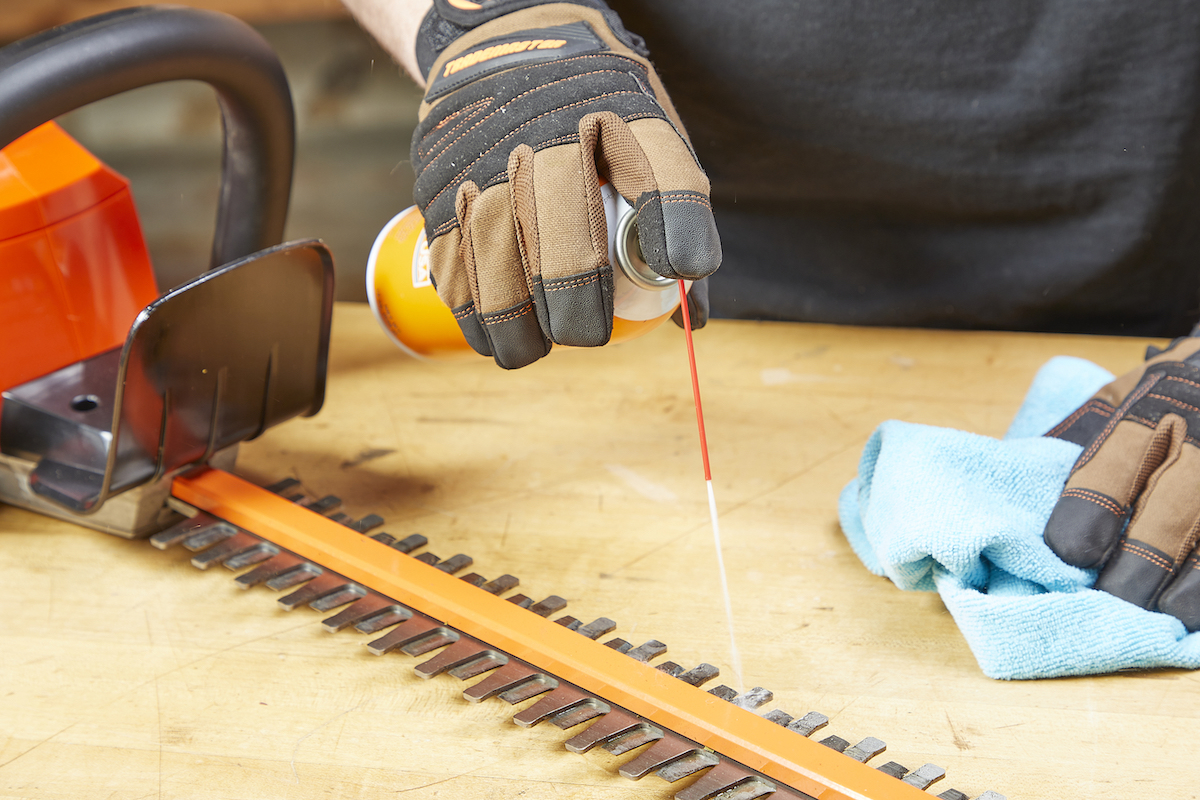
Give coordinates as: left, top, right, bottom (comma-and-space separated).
411, 0, 721, 369
1044, 335, 1200, 631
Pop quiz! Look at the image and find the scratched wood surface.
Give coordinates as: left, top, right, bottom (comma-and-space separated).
2, 303, 1197, 800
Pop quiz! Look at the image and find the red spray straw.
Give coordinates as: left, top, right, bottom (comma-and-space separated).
677, 280, 712, 481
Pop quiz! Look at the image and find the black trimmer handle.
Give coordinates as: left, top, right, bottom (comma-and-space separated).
0, 5, 294, 268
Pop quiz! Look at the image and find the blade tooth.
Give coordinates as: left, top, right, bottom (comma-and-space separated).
732, 687, 773, 710
401, 629, 458, 656
527, 594, 566, 616
655, 661, 684, 678
877, 762, 909, 779
550, 700, 608, 730
762, 710, 793, 726
366, 616, 450, 655
392, 533, 428, 553
627, 640, 667, 663
413, 552, 440, 566
708, 685, 738, 701
235, 554, 305, 589
459, 573, 487, 587
553, 614, 580, 629
150, 514, 221, 550
844, 736, 886, 764
354, 606, 412, 634
498, 674, 557, 704
462, 660, 541, 703
222, 541, 279, 570
265, 477, 301, 494
603, 638, 632, 653
676, 663, 719, 687
309, 584, 367, 612
786, 711, 829, 737
302, 494, 341, 514
284, 492, 307, 503
327, 512, 351, 524
618, 734, 700, 780
674, 762, 775, 800
349, 514, 385, 533
414, 638, 504, 679
435, 553, 473, 574
507, 594, 534, 609
189, 532, 259, 570
563, 708, 650, 754
321, 596, 397, 632
936, 790, 969, 800
818, 735, 850, 753
447, 651, 508, 681
264, 563, 323, 592
481, 574, 519, 595
576, 617, 617, 640
512, 685, 599, 728
902, 763, 946, 790
277, 574, 344, 610
655, 750, 720, 783
370, 533, 397, 546
973, 792, 1007, 800
605, 725, 664, 756
181, 523, 238, 551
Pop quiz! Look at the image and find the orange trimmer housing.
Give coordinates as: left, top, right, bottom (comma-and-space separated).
0, 121, 158, 393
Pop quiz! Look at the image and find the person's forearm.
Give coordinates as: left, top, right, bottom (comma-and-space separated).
341, 0, 432, 86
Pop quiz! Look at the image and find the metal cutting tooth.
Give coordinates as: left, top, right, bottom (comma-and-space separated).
844, 736, 886, 763
673, 761, 774, 800
189, 532, 259, 569
708, 685, 738, 701
353, 605, 411, 633
414, 552, 440, 566
626, 640, 667, 662
370, 532, 397, 546
818, 735, 850, 753
302, 495, 341, 514
877, 761, 909, 779
550, 700, 609, 730
222, 541, 279, 569
264, 562, 323, 591
265, 478, 301, 494
512, 685, 606, 728
391, 533, 428, 553
459, 573, 487, 587
348, 514, 384, 533
310, 583, 367, 611
321, 596, 400, 632
553, 614, 580, 629
973, 792, 1007, 800
235, 554, 306, 589
563, 708, 659, 754
676, 663, 719, 686
655, 661, 684, 677
936, 790, 968, 800
277, 574, 362, 611
655, 749, 720, 783
366, 616, 455, 655
786, 711, 829, 737
603, 638, 632, 653
762, 709, 793, 726
527, 595, 566, 616
575, 617, 616, 640
902, 763, 946, 790
732, 687, 773, 710
327, 512, 351, 524
416, 639, 507, 679
149, 514, 223, 550
462, 660, 541, 703
182, 524, 238, 551
480, 574, 519, 595
435, 553, 473, 574
618, 734, 708, 780
498, 674, 558, 704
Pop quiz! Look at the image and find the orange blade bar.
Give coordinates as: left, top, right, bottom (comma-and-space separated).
173, 467, 932, 800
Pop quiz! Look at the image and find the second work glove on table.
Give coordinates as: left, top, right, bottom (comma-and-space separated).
412, 0, 721, 369
1044, 335, 1200, 630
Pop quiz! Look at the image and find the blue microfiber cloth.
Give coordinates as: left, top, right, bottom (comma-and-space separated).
839, 356, 1200, 679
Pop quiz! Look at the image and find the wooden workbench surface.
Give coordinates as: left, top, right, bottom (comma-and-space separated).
2, 303, 1196, 799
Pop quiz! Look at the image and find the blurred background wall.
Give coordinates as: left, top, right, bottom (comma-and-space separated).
2, 0, 424, 300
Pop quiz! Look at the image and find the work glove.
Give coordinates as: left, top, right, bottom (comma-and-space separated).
412, 0, 721, 369
1044, 335, 1200, 631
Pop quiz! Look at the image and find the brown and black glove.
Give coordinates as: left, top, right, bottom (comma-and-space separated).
411, 0, 721, 369
1044, 335, 1200, 631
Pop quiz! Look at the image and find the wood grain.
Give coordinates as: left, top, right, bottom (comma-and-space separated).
1, 303, 1195, 800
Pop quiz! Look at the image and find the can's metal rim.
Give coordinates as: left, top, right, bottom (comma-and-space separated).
614, 207, 675, 291
365, 206, 432, 361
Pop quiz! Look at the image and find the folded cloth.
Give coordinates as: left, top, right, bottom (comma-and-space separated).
839, 356, 1200, 679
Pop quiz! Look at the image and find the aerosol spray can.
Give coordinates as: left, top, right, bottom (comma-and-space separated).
366, 183, 688, 360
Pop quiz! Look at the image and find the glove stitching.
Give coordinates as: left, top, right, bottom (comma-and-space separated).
661, 196, 713, 211
1061, 488, 1126, 517
1144, 392, 1200, 416
419, 98, 493, 160
453, 303, 477, 320
544, 272, 600, 290
482, 301, 535, 323
1119, 541, 1174, 571
1046, 399, 1114, 438
1076, 373, 1163, 470
419, 58, 646, 170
